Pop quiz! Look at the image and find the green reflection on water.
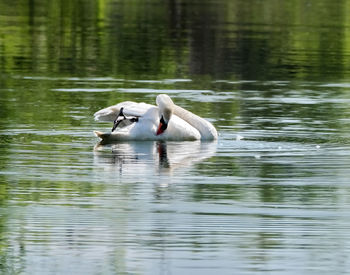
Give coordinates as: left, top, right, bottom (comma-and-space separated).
1, 0, 350, 274
1, 0, 350, 80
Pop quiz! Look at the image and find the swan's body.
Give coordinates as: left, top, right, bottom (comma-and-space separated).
94, 94, 217, 142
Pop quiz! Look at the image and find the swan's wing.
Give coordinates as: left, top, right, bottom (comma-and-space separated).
112, 114, 138, 132
94, 101, 155, 122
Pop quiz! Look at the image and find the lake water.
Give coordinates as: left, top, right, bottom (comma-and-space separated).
2, 0, 350, 274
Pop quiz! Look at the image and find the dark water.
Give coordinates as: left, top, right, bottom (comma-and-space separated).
1, 0, 350, 274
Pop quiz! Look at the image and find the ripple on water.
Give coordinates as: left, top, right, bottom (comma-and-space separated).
2, 75, 350, 274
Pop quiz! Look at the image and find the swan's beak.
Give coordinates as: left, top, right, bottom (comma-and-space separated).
156, 116, 168, 135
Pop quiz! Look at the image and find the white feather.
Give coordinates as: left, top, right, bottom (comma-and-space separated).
94, 94, 217, 142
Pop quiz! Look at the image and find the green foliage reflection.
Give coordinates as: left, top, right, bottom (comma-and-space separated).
1, 0, 350, 80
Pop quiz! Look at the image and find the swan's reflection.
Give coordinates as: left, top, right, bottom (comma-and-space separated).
93, 140, 217, 177
157, 142, 170, 169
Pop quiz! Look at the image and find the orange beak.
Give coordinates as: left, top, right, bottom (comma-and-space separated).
156, 122, 165, 135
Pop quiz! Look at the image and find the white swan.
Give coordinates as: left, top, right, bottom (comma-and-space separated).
93, 94, 218, 142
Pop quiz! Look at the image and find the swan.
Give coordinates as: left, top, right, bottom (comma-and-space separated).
93, 94, 217, 142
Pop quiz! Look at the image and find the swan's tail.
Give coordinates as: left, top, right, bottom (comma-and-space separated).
94, 131, 110, 140
94, 130, 129, 143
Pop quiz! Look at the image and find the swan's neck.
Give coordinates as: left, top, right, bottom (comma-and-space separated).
173, 105, 218, 140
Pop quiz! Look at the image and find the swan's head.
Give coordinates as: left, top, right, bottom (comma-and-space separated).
156, 94, 174, 135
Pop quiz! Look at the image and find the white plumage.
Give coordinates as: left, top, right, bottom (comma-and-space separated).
94, 94, 217, 142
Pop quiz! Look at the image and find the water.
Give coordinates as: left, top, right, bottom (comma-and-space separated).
2, 0, 350, 274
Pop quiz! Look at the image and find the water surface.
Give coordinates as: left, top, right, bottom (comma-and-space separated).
1, 0, 350, 274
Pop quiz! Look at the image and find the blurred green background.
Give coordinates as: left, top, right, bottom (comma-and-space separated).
1, 0, 350, 80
